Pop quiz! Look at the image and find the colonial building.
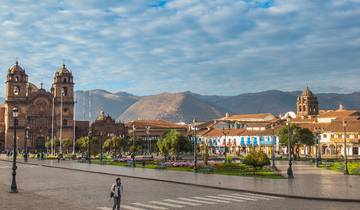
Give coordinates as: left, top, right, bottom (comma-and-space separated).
126, 119, 188, 139
0, 61, 75, 152
291, 87, 360, 158
91, 111, 126, 140
197, 113, 282, 155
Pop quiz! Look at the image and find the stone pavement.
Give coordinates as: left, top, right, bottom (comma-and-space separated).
0, 183, 84, 210
1, 156, 359, 202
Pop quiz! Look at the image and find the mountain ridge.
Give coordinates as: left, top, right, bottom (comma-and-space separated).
2, 89, 359, 123
72, 89, 360, 122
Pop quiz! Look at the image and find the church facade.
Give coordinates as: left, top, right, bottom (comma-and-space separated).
0, 61, 75, 152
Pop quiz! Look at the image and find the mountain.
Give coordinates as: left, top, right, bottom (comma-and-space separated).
75, 89, 139, 121
192, 90, 300, 115
68, 89, 360, 122
192, 90, 360, 116
118, 92, 224, 123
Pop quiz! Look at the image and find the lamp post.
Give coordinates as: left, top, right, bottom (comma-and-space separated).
343, 119, 349, 175
146, 126, 151, 155
286, 115, 294, 179
24, 115, 30, 162
313, 125, 321, 168
132, 124, 136, 167
222, 127, 228, 163
271, 124, 276, 168
87, 129, 92, 164
11, 107, 19, 193
100, 131, 103, 164
192, 119, 197, 172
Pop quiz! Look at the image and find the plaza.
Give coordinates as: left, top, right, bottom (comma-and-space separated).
1, 158, 360, 210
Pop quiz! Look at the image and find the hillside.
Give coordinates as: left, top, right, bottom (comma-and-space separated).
118, 92, 224, 123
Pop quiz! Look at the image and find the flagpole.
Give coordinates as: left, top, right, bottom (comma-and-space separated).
72, 91, 76, 155
51, 96, 55, 155
59, 89, 63, 154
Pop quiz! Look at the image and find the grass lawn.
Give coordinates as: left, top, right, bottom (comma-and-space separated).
89, 160, 283, 179
320, 161, 360, 175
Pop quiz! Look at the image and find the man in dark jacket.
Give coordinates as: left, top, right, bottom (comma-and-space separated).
111, 178, 123, 210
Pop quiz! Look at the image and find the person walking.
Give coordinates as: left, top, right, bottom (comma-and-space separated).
110, 177, 123, 210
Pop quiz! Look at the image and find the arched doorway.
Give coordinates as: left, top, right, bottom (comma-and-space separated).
329, 145, 336, 156
35, 136, 46, 152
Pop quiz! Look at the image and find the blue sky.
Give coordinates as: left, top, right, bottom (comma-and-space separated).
0, 0, 360, 96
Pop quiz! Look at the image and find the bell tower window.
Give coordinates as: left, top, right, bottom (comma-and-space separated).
15, 76, 19, 82
14, 86, 20, 95
63, 77, 67, 83
62, 87, 68, 96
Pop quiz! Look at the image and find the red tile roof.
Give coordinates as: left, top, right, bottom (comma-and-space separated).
220, 113, 277, 121
126, 119, 187, 129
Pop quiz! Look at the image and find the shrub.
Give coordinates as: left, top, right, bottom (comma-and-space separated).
243, 150, 270, 174
225, 156, 233, 164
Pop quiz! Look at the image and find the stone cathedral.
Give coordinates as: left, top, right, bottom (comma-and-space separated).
0, 61, 75, 151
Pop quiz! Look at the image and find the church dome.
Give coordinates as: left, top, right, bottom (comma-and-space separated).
56, 64, 71, 75
301, 87, 314, 97
8, 61, 25, 74
96, 111, 107, 121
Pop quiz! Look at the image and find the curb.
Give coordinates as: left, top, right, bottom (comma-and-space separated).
1, 159, 360, 203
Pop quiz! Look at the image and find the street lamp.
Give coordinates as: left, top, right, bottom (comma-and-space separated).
222, 127, 228, 163
286, 115, 294, 179
132, 124, 136, 167
11, 107, 19, 193
146, 126, 151, 155
192, 119, 198, 172
313, 124, 321, 168
100, 131, 104, 164
24, 115, 30, 162
343, 119, 349, 175
271, 124, 276, 168
87, 129, 92, 164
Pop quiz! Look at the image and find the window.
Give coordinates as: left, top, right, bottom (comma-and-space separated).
63, 77, 67, 83
15, 76, 19, 82
323, 134, 327, 138
13, 86, 20, 95
62, 119, 67, 126
63, 108, 68, 113
62, 87, 68, 96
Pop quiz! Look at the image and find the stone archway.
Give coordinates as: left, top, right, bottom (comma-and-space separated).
322, 145, 328, 155
329, 144, 336, 156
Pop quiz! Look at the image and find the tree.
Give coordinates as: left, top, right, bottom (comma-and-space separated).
157, 135, 171, 161
62, 138, 72, 153
103, 138, 114, 153
243, 149, 270, 174
157, 130, 192, 161
75, 136, 99, 155
200, 142, 209, 165
279, 124, 314, 158
113, 136, 129, 156
45, 138, 60, 153
76, 137, 88, 153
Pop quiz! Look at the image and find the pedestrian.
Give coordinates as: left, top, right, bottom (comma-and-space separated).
110, 177, 123, 210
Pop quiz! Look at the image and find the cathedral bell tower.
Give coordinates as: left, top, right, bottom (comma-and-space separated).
5, 61, 28, 100
296, 87, 319, 117
52, 64, 74, 130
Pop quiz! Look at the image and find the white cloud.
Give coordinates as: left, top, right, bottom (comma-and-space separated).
0, 0, 359, 96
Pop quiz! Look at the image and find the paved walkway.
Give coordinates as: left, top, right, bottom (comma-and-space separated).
1, 156, 359, 201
